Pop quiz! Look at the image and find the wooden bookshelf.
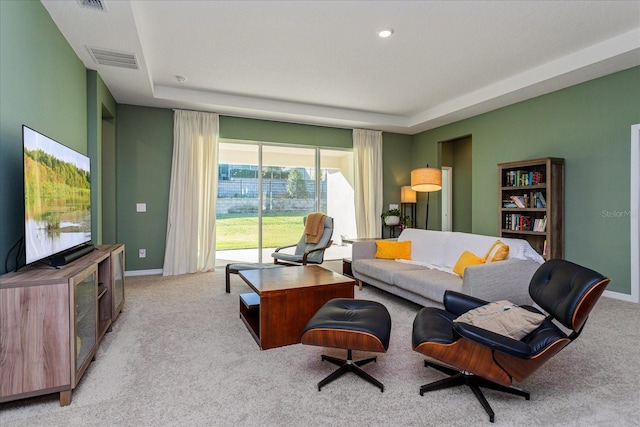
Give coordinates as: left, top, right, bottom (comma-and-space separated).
498, 158, 564, 260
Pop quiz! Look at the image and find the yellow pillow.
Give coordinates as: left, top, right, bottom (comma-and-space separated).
484, 240, 509, 263
375, 240, 411, 260
453, 250, 485, 277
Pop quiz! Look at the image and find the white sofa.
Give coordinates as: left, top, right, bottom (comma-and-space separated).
351, 229, 545, 308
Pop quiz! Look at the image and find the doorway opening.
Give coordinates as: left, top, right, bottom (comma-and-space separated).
439, 135, 472, 232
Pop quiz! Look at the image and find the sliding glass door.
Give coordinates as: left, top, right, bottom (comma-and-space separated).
261, 145, 316, 260
217, 143, 261, 262
216, 141, 356, 264
216, 142, 355, 263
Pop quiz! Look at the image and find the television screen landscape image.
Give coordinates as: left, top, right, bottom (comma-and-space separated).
23, 126, 91, 265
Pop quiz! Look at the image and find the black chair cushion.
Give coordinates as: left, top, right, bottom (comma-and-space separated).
303, 299, 391, 350
413, 299, 568, 359
529, 259, 607, 329
412, 307, 458, 348
443, 291, 488, 316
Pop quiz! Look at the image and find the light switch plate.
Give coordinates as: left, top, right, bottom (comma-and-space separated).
389, 204, 399, 210
136, 203, 146, 212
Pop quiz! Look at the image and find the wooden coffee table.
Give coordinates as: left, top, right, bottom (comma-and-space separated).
238, 265, 355, 350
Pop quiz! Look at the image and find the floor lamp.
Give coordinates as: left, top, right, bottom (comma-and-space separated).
400, 186, 417, 228
411, 166, 442, 229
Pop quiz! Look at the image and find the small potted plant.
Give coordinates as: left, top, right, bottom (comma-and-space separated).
381, 208, 406, 226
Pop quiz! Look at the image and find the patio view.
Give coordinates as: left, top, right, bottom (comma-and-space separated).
216, 142, 356, 264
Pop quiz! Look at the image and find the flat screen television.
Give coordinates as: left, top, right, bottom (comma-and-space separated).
23, 125, 92, 265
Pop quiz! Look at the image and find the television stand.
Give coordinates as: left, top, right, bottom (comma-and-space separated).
0, 244, 125, 406
50, 244, 95, 267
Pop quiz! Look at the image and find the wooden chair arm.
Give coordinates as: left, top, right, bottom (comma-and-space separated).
273, 243, 297, 253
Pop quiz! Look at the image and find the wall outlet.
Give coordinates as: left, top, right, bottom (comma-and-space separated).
139, 249, 146, 258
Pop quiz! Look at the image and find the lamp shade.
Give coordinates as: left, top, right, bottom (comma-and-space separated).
401, 186, 417, 203
411, 167, 442, 192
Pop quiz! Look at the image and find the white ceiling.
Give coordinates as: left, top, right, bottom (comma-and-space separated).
41, 0, 640, 135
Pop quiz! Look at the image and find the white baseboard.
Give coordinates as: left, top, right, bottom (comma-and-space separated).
125, 269, 163, 277
603, 289, 638, 303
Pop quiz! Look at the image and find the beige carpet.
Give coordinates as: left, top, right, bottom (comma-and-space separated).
1, 265, 638, 426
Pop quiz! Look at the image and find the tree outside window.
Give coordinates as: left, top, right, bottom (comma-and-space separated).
286, 169, 307, 198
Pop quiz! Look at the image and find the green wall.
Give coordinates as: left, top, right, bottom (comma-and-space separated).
102, 118, 117, 243
116, 105, 174, 271
88, 70, 117, 245
441, 136, 472, 232
381, 133, 413, 236
412, 66, 640, 294
0, 1, 116, 274
116, 107, 410, 270
0, 0, 88, 273
220, 116, 353, 148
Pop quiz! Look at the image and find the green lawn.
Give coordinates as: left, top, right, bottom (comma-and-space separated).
215, 214, 304, 250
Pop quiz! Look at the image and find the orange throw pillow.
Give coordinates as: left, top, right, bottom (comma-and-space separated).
453, 250, 485, 277
375, 240, 411, 260
484, 240, 509, 263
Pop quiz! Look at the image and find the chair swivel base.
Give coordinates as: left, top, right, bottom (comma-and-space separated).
420, 360, 530, 423
317, 349, 384, 392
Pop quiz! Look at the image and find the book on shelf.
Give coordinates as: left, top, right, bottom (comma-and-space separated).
504, 213, 514, 230
536, 191, 547, 208
504, 213, 533, 231
533, 215, 547, 232
504, 170, 545, 187
503, 199, 517, 208
543, 239, 548, 257
505, 170, 529, 186
510, 195, 525, 208
518, 170, 528, 186
532, 171, 544, 185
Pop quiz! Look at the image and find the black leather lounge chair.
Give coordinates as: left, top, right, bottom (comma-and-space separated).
412, 259, 610, 422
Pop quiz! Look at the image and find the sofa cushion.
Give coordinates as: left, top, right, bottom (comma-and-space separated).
499, 236, 544, 262
352, 258, 427, 285
484, 240, 509, 262
394, 268, 463, 303
441, 232, 544, 268
398, 229, 452, 269
453, 250, 485, 277
375, 240, 411, 260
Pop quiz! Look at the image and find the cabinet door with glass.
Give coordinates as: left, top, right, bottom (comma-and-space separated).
70, 265, 98, 387
112, 245, 125, 320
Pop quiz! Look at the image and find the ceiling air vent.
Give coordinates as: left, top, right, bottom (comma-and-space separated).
87, 47, 139, 69
78, 0, 106, 12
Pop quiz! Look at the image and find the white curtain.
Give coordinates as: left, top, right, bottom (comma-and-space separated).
163, 110, 219, 276
353, 129, 383, 238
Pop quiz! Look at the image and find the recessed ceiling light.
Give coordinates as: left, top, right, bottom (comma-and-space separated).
377, 28, 394, 38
